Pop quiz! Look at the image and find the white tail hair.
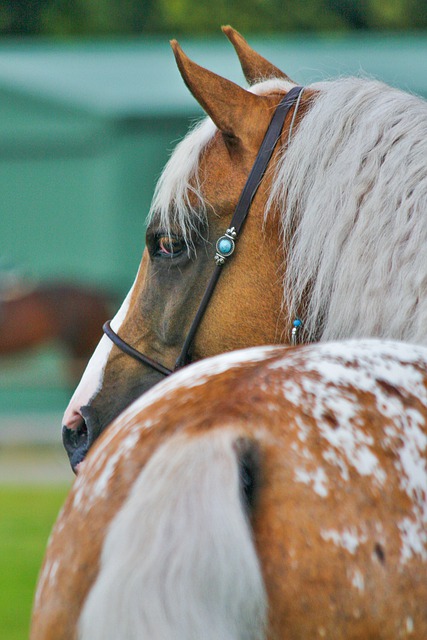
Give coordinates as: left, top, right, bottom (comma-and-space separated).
79, 430, 267, 640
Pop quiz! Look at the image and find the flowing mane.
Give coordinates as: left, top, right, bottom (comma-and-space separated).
148, 116, 216, 247
274, 77, 427, 344
149, 76, 427, 343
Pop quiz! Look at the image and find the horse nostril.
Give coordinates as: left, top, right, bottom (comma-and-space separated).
62, 405, 102, 473
62, 418, 89, 474
63, 421, 88, 451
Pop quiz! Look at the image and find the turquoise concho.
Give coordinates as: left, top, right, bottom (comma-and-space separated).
217, 237, 234, 255
215, 227, 237, 265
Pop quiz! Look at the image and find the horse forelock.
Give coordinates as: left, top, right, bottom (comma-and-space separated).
267, 77, 427, 344
148, 117, 217, 248
249, 78, 296, 95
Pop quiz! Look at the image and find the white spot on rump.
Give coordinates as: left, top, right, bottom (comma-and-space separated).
92, 432, 140, 500
406, 616, 414, 634
398, 516, 427, 564
294, 466, 329, 497
321, 527, 368, 555
35, 558, 60, 608
350, 568, 365, 593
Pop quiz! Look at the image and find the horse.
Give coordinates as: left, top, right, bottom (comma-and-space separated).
60, 26, 427, 472
31, 339, 427, 639
0, 280, 112, 380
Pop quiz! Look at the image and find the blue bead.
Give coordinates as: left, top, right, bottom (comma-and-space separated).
293, 318, 302, 328
218, 238, 233, 255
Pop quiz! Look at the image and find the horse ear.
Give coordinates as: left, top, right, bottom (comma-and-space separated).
222, 25, 294, 86
171, 39, 271, 146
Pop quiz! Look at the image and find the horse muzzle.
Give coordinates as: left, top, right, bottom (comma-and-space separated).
62, 405, 102, 474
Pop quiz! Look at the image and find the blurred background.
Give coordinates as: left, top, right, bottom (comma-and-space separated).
0, 2, 426, 638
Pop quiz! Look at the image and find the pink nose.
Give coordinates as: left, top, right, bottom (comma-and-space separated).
63, 409, 85, 431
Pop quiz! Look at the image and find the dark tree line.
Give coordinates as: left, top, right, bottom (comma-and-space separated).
0, 0, 426, 36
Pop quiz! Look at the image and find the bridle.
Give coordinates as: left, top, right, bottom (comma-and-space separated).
103, 86, 304, 375
103, 86, 304, 377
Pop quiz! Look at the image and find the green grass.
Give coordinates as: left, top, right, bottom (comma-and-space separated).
0, 486, 70, 640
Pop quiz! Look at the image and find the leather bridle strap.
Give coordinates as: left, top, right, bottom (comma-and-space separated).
103, 319, 173, 376
175, 85, 304, 368
103, 85, 304, 376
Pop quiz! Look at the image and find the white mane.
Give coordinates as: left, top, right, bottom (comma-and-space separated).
149, 76, 427, 344
272, 77, 427, 344
149, 117, 216, 246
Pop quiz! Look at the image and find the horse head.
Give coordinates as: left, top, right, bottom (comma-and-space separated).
62, 27, 427, 472
62, 28, 310, 472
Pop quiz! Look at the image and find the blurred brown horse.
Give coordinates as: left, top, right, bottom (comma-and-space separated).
0, 281, 112, 379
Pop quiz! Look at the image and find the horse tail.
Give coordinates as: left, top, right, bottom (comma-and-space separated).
78, 429, 267, 640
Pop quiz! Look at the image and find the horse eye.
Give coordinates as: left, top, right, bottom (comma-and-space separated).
155, 235, 185, 258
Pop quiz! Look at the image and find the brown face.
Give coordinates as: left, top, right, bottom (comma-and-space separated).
62, 123, 287, 471
61, 30, 305, 472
